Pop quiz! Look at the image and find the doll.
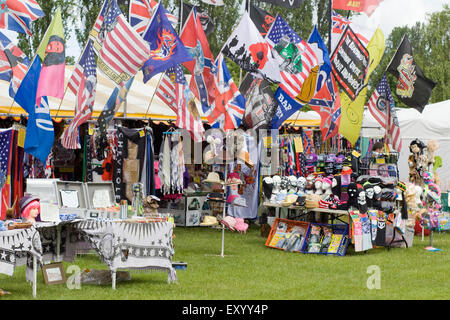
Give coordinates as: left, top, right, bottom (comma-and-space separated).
19, 194, 40, 224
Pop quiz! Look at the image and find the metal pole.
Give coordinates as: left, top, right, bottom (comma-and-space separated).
328, 0, 333, 53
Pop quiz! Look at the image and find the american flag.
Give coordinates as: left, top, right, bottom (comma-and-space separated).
207, 53, 246, 130
331, 11, 373, 51
129, 0, 177, 36
0, 0, 44, 35
156, 65, 205, 142
367, 74, 402, 152
0, 31, 30, 98
266, 14, 319, 101
0, 129, 12, 217
62, 40, 97, 149
90, 0, 150, 87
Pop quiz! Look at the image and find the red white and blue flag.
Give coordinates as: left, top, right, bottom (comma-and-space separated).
0, 0, 44, 35
155, 65, 204, 142
302, 129, 313, 154
207, 54, 246, 130
90, 0, 151, 87
331, 11, 374, 52
0, 30, 30, 98
62, 40, 97, 149
367, 74, 402, 152
180, 7, 216, 114
129, 0, 177, 36
308, 74, 341, 141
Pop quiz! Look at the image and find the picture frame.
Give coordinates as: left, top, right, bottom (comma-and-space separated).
42, 263, 66, 285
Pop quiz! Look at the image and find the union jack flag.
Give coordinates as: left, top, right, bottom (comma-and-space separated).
207, 53, 246, 130
0, 0, 44, 35
308, 74, 341, 141
180, 7, 216, 114
331, 11, 374, 52
129, 0, 177, 36
0, 30, 29, 98
62, 40, 97, 149
155, 65, 204, 142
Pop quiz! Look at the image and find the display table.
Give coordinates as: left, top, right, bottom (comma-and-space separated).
0, 226, 42, 297
0, 219, 176, 297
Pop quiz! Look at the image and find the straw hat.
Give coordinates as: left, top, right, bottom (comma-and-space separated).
281, 194, 298, 207
200, 215, 219, 226
204, 172, 224, 184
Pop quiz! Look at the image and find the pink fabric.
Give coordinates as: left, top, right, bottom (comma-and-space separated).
234, 218, 248, 233
36, 63, 65, 105
154, 161, 161, 190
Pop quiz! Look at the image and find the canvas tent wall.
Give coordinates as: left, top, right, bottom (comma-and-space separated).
361, 100, 450, 191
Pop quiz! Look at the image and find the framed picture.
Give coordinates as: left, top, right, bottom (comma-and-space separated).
42, 263, 66, 285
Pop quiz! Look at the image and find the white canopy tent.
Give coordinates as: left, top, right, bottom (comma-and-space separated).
361, 100, 450, 191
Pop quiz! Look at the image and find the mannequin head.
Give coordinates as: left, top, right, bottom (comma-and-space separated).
297, 176, 306, 193
20, 197, 40, 223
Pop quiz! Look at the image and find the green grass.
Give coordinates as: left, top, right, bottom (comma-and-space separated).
1, 225, 449, 300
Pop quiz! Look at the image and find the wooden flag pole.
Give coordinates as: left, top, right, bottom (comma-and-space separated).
144, 72, 165, 118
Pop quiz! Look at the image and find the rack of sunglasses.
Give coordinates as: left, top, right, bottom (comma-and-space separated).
358, 152, 400, 179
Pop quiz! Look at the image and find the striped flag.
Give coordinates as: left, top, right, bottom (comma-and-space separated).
302, 129, 313, 154
266, 14, 319, 102
129, 0, 177, 36
61, 40, 97, 149
90, 0, 150, 87
367, 74, 402, 152
0, 31, 30, 98
0, 0, 44, 35
155, 65, 204, 142
207, 53, 246, 130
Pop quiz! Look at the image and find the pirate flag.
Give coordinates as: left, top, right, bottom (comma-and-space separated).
386, 35, 436, 113
246, 1, 275, 37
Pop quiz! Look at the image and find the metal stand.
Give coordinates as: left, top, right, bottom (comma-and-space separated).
111, 270, 116, 290
32, 255, 37, 298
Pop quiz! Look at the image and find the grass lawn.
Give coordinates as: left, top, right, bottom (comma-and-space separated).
0, 224, 448, 300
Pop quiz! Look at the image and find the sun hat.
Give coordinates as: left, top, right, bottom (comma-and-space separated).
282, 194, 298, 207
200, 215, 219, 226
207, 192, 224, 201
204, 172, 224, 184
226, 172, 243, 185
234, 217, 248, 233
220, 216, 236, 231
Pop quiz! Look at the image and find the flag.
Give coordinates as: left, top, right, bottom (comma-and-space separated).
156, 65, 205, 142
307, 25, 331, 93
259, 0, 304, 8
332, 0, 384, 17
200, 0, 224, 6
97, 77, 134, 136
221, 12, 282, 83
181, 2, 214, 36
331, 11, 375, 53
386, 35, 436, 113
206, 53, 246, 130
35, 7, 65, 106
90, 0, 151, 87
0, 129, 13, 219
270, 86, 304, 129
239, 73, 277, 130
339, 27, 385, 146
61, 40, 97, 149
180, 7, 215, 114
14, 58, 54, 164
141, 3, 193, 83
367, 74, 402, 152
0, 31, 30, 98
0, 0, 44, 35
129, 0, 177, 36
266, 14, 319, 102
302, 129, 313, 154
247, 1, 275, 37
308, 74, 341, 141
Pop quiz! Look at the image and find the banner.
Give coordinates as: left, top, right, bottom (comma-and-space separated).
271, 87, 304, 129
247, 2, 275, 37
330, 25, 370, 101
181, 2, 215, 36
332, 0, 384, 17
239, 73, 277, 130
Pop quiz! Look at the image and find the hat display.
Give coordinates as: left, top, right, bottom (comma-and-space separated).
19, 194, 40, 213
204, 172, 224, 184
281, 194, 298, 207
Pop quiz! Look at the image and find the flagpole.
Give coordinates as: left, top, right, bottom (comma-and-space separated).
385, 34, 406, 73
179, 0, 184, 34
328, 0, 332, 53
144, 72, 165, 118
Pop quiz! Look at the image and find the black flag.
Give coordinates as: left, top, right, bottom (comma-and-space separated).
386, 35, 436, 113
259, 0, 304, 9
181, 2, 215, 36
239, 73, 278, 130
247, 1, 275, 37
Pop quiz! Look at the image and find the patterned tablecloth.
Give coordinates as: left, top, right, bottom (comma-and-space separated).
0, 226, 42, 281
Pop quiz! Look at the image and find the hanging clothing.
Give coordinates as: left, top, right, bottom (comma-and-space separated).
159, 135, 171, 195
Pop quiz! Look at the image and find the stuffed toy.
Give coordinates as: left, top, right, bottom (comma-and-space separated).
426, 140, 439, 167
405, 183, 417, 209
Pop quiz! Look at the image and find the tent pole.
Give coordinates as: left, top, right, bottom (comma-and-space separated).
144, 72, 165, 119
